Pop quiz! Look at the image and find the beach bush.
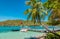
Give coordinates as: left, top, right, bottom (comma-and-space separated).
45, 33, 60, 39
47, 20, 60, 25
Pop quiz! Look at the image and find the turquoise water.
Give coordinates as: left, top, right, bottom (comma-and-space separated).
0, 26, 60, 32
0, 26, 60, 39
0, 31, 45, 39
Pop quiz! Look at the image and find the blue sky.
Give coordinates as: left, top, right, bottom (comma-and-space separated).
0, 0, 47, 21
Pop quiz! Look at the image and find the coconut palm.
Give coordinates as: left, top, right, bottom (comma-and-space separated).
44, 0, 58, 9
24, 0, 60, 37
45, 0, 60, 33
44, 0, 60, 24
24, 0, 60, 38
24, 0, 47, 24
43, 0, 60, 38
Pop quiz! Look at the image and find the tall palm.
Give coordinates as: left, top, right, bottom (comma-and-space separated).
44, 0, 60, 23
24, 0, 60, 38
43, 0, 60, 37
24, 0, 47, 24
24, 0, 60, 37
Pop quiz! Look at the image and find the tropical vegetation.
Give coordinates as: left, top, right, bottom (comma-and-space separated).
24, 0, 47, 24
24, 0, 60, 39
45, 32, 60, 39
0, 20, 42, 26
44, 0, 60, 25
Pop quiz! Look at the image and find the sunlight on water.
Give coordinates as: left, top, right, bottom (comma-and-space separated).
0, 31, 44, 39
0, 26, 60, 39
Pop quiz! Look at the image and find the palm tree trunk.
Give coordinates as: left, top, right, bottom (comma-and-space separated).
41, 24, 60, 37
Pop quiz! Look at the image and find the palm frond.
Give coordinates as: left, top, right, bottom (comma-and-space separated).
27, 13, 32, 20
24, 0, 48, 24
24, 9, 32, 15
25, 1, 31, 6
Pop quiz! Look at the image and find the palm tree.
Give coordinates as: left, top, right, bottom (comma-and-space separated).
49, 9, 60, 25
24, 0, 47, 24
44, 0, 60, 24
24, 0, 60, 38
43, 0, 60, 37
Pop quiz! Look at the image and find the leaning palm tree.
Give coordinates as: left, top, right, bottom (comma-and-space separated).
43, 0, 58, 31
43, 0, 60, 37
24, 0, 47, 24
44, 0, 60, 30
44, 0, 60, 23
24, 0, 60, 38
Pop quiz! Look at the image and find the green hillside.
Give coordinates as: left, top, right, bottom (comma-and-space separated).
0, 20, 40, 26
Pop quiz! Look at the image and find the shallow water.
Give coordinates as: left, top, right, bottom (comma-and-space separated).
0, 31, 45, 39
0, 26, 60, 32
0, 26, 60, 39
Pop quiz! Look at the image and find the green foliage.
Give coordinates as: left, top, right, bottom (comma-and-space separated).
44, 0, 60, 25
0, 20, 41, 26
46, 33, 60, 39
47, 20, 60, 25
44, 0, 59, 9
24, 0, 47, 23
0, 20, 22, 26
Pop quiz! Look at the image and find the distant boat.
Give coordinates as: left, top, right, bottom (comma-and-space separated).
20, 29, 28, 32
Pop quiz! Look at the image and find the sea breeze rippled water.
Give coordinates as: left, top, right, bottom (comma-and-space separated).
0, 31, 45, 39
0, 26, 60, 39
0, 26, 60, 32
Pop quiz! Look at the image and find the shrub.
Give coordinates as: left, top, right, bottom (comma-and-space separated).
45, 33, 60, 39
